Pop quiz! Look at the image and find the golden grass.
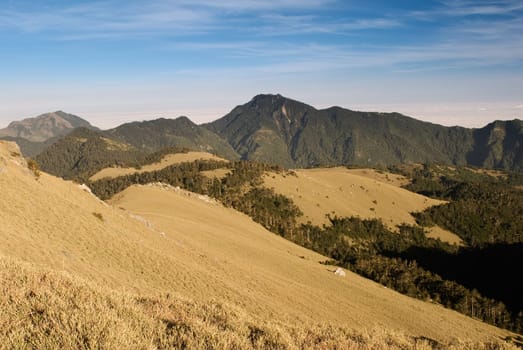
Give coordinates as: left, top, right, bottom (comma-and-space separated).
101, 137, 134, 151
468, 168, 508, 179
89, 151, 227, 181
201, 167, 231, 179
1, 256, 518, 350
263, 167, 445, 230
426, 225, 464, 246
0, 142, 517, 347
345, 168, 410, 187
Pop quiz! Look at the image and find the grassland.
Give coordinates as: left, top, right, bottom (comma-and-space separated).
0, 141, 517, 348
4, 256, 519, 350
263, 167, 462, 246
90, 151, 227, 181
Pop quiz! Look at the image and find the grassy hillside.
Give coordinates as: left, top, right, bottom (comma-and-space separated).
35, 127, 198, 181
0, 135, 59, 158
1, 140, 518, 347
90, 151, 227, 181
263, 167, 446, 230
86, 157, 523, 331
4, 257, 519, 350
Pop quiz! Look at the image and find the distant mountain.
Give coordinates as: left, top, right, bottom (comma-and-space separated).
106, 117, 239, 160
9, 95, 522, 173
0, 111, 98, 143
206, 94, 522, 171
35, 117, 240, 179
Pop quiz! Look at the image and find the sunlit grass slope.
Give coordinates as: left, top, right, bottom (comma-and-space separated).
0, 141, 513, 346
264, 167, 463, 245
90, 151, 227, 181
4, 257, 518, 350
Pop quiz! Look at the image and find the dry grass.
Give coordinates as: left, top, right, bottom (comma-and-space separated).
0, 141, 518, 347
201, 167, 231, 179
263, 167, 445, 230
1, 256, 518, 350
345, 168, 410, 187
89, 152, 227, 181
426, 225, 464, 246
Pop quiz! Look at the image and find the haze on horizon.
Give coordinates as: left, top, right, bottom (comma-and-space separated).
1, 0, 522, 129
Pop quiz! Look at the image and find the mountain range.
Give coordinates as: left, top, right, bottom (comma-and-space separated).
0, 111, 99, 157
206, 94, 522, 170
2, 94, 522, 172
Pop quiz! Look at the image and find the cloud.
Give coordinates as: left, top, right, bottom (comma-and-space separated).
177, 0, 333, 11
1, 0, 522, 92
439, 0, 523, 16
0, 0, 336, 37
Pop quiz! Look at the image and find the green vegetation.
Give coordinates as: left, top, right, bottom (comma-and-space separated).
295, 217, 521, 332
89, 159, 229, 200
400, 164, 523, 246
107, 117, 239, 160
26, 158, 40, 179
35, 127, 197, 181
92, 212, 104, 221
88, 159, 523, 333
206, 94, 522, 170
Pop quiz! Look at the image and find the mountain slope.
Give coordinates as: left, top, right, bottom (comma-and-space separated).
0, 111, 98, 143
467, 119, 523, 170
89, 151, 228, 181
0, 135, 59, 158
34, 127, 148, 179
34, 117, 239, 180
0, 140, 515, 346
106, 117, 239, 160
263, 167, 447, 229
206, 94, 522, 170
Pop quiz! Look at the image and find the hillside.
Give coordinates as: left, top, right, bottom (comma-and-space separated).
35, 127, 149, 180
206, 94, 522, 171
90, 151, 228, 181
106, 117, 239, 160
262, 167, 462, 244
0, 140, 517, 347
0, 111, 97, 143
0, 135, 59, 158
3, 259, 517, 350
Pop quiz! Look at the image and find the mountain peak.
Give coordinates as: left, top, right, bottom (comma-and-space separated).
207, 95, 523, 171
0, 111, 97, 143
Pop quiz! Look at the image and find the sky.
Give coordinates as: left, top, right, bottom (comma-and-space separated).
0, 0, 522, 129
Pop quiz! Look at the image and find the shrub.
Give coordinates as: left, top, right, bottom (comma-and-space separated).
26, 158, 41, 179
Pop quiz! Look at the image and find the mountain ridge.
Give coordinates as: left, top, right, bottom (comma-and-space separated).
0, 111, 99, 156
3, 95, 522, 172
206, 94, 522, 171
106, 116, 239, 160
0, 110, 98, 142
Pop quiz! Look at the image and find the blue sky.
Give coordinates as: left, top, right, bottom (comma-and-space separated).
1, 0, 522, 128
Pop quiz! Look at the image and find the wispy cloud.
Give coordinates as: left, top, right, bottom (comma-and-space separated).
439, 0, 523, 16
0, 0, 399, 40
177, 0, 334, 11
0, 1, 217, 38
